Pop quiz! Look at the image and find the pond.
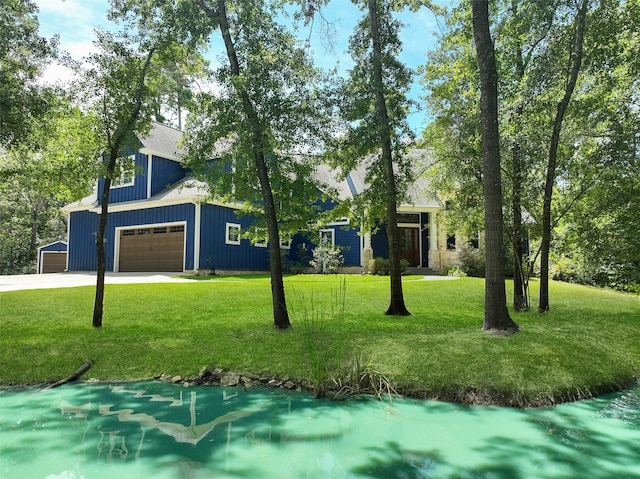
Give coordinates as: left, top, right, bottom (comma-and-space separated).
1, 381, 638, 479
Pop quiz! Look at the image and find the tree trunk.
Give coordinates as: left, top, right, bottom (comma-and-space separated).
472, 0, 518, 333
93, 153, 115, 328
368, 0, 409, 316
215, 0, 290, 329
511, 36, 528, 312
539, 0, 588, 312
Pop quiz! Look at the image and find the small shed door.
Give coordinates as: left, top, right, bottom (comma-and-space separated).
41, 252, 67, 273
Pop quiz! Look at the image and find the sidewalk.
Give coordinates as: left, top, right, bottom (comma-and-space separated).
0, 272, 195, 292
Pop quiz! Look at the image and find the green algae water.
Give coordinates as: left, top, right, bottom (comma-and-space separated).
1, 382, 638, 479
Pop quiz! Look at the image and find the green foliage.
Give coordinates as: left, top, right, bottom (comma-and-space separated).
1, 277, 639, 405
458, 244, 485, 280
367, 257, 408, 275
0, 103, 100, 273
309, 244, 344, 274
182, 0, 330, 238
442, 265, 467, 277
423, 0, 639, 305
0, 0, 58, 147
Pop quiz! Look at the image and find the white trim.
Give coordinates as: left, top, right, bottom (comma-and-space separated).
225, 222, 241, 245
146, 154, 152, 199
194, 202, 201, 271
77, 195, 244, 214
327, 217, 350, 226
280, 238, 291, 250
111, 155, 136, 189
38, 251, 68, 274
139, 147, 182, 163
114, 220, 187, 273
320, 228, 335, 248
37, 240, 68, 251
36, 241, 68, 274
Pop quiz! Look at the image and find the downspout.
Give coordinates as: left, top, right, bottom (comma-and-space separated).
193, 201, 201, 273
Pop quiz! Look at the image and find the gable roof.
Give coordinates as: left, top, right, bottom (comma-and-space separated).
320, 149, 443, 209
139, 122, 184, 160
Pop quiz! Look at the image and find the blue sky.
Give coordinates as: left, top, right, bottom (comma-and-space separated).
34, 0, 448, 134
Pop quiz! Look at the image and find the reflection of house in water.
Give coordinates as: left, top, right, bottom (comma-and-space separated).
99, 386, 265, 445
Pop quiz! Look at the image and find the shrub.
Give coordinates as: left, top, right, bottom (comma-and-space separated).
368, 257, 409, 275
310, 245, 344, 274
443, 265, 467, 277
459, 244, 485, 277
368, 257, 389, 275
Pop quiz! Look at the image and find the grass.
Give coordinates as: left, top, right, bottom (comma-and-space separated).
0, 275, 638, 406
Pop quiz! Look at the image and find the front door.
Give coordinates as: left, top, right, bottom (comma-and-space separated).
397, 227, 420, 267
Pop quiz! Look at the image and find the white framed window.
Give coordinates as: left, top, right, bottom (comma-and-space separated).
320, 228, 335, 248
112, 155, 135, 188
226, 223, 241, 245
280, 238, 291, 250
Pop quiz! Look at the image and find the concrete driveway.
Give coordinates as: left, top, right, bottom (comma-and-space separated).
0, 272, 196, 292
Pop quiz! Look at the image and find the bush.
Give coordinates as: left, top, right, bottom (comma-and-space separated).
458, 244, 485, 277
368, 257, 409, 275
443, 265, 467, 277
310, 245, 344, 274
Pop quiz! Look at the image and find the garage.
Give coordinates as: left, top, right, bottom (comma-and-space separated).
118, 224, 185, 272
38, 241, 68, 274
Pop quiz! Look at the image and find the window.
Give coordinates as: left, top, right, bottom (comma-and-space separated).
468, 232, 479, 249
446, 235, 456, 250
320, 229, 335, 248
280, 238, 291, 250
112, 155, 135, 188
397, 213, 420, 224
122, 229, 135, 237
226, 223, 241, 245
170, 225, 185, 233
154, 227, 167, 235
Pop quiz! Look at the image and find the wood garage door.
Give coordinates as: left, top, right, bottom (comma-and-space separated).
41, 252, 67, 273
118, 225, 185, 272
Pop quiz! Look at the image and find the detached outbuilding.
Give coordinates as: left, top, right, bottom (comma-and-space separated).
37, 241, 68, 274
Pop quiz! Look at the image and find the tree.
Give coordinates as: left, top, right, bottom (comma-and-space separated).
176, 0, 330, 330
538, 0, 589, 312
80, 31, 159, 327
0, 0, 57, 148
0, 102, 99, 274
331, 0, 414, 316
471, 0, 519, 333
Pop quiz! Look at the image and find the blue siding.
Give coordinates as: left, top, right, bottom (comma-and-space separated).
97, 152, 148, 204
67, 210, 100, 271
67, 204, 195, 272
199, 204, 270, 271
371, 223, 389, 260
39, 241, 67, 252
151, 156, 186, 196
334, 225, 361, 266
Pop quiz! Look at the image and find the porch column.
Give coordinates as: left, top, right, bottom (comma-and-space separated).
362, 232, 373, 268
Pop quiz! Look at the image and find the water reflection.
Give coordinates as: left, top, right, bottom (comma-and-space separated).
0, 381, 638, 479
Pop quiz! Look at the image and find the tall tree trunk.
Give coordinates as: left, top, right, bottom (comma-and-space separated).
93, 157, 114, 328
215, 0, 290, 329
539, 0, 588, 312
368, 0, 409, 316
511, 33, 528, 312
472, 0, 518, 333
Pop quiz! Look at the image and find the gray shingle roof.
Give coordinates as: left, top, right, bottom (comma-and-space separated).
140, 122, 184, 159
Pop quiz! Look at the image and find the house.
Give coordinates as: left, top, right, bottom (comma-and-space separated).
62, 123, 454, 274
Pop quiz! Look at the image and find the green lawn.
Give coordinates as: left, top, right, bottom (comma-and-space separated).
1, 275, 638, 406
